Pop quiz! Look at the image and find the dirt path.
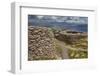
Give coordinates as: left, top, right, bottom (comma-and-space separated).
54, 39, 69, 59
61, 45, 69, 59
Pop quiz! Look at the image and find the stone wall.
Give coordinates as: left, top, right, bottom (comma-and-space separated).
54, 30, 87, 44
28, 26, 57, 60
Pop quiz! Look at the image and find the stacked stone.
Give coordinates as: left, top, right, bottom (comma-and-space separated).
54, 30, 87, 44
28, 26, 57, 60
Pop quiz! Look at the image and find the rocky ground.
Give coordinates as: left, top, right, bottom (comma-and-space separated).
28, 25, 88, 60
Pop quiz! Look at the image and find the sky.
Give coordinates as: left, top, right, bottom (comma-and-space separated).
28, 15, 88, 24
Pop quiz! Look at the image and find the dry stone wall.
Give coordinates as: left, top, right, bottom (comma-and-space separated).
28, 26, 57, 60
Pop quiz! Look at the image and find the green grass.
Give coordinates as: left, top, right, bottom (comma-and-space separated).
68, 49, 88, 59
71, 37, 88, 49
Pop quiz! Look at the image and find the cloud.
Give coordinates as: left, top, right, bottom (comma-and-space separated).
37, 16, 44, 19
29, 15, 88, 24
64, 17, 88, 24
